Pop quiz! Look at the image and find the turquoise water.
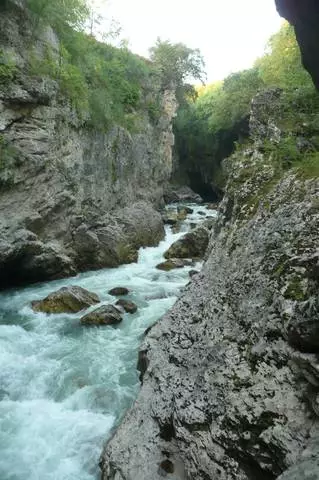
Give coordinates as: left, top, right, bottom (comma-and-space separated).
0, 205, 213, 480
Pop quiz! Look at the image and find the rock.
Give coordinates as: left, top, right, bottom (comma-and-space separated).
184, 207, 194, 214
202, 218, 216, 230
0, 2, 175, 290
164, 185, 203, 204
207, 203, 219, 210
162, 213, 179, 225
189, 269, 199, 278
164, 226, 209, 260
197, 211, 206, 216
108, 287, 129, 296
115, 299, 138, 314
176, 207, 188, 221
80, 305, 122, 326
156, 259, 192, 271
286, 297, 319, 353
31, 286, 100, 313
171, 223, 182, 234
100, 86, 319, 480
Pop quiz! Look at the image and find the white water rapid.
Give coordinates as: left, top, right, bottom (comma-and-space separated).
0, 204, 214, 480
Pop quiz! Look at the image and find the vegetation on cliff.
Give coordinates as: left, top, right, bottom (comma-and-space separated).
174, 23, 319, 193
0, 0, 204, 134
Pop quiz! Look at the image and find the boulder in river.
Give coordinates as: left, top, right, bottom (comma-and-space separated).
80, 305, 122, 326
115, 299, 138, 314
156, 259, 193, 271
161, 212, 179, 226
189, 269, 199, 278
164, 226, 209, 260
176, 207, 188, 221
108, 287, 129, 296
31, 286, 100, 314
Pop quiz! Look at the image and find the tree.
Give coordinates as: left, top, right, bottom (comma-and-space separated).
255, 22, 312, 89
149, 39, 206, 93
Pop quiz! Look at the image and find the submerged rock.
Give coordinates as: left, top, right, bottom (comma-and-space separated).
115, 299, 138, 314
164, 226, 209, 260
31, 286, 100, 314
108, 287, 130, 296
80, 305, 122, 326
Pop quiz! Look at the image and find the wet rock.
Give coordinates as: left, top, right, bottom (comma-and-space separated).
162, 214, 179, 226
164, 226, 209, 260
171, 223, 182, 234
115, 299, 138, 314
108, 287, 130, 296
156, 259, 193, 271
32, 286, 100, 313
197, 211, 206, 216
189, 269, 199, 278
176, 207, 188, 221
80, 305, 122, 326
207, 203, 219, 210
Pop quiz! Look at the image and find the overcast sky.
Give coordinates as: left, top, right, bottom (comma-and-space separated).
103, 0, 283, 82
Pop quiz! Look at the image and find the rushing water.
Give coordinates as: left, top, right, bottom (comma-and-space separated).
0, 204, 213, 480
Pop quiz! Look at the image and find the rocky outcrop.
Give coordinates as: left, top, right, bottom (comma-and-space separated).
100, 90, 319, 479
163, 185, 203, 204
32, 286, 99, 313
275, 0, 319, 90
0, 2, 176, 289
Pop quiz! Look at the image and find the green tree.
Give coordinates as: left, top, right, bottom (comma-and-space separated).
256, 22, 312, 89
149, 39, 206, 99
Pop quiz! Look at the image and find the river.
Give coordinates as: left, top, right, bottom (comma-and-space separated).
0, 204, 213, 480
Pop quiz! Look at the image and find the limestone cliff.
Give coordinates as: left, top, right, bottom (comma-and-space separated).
0, 1, 177, 288
100, 89, 319, 479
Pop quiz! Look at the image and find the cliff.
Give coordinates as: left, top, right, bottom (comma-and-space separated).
0, 1, 177, 288
100, 88, 319, 479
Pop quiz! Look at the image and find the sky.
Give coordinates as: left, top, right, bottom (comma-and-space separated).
102, 0, 283, 83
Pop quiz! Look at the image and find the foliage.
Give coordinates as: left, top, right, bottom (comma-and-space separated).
174, 21, 319, 190
27, 0, 88, 32
0, 49, 18, 86
256, 22, 313, 89
150, 39, 205, 103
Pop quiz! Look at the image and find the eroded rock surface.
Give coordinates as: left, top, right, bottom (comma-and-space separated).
0, 2, 175, 289
100, 91, 319, 479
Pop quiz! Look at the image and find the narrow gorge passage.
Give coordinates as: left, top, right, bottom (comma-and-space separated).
0, 205, 214, 480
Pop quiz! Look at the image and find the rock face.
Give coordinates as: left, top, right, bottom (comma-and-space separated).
163, 185, 203, 204
80, 305, 122, 326
275, 0, 319, 90
32, 286, 100, 313
0, 2, 175, 289
164, 226, 209, 259
100, 91, 319, 479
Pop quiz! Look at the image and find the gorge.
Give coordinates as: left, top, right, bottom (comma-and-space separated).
0, 1, 319, 480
